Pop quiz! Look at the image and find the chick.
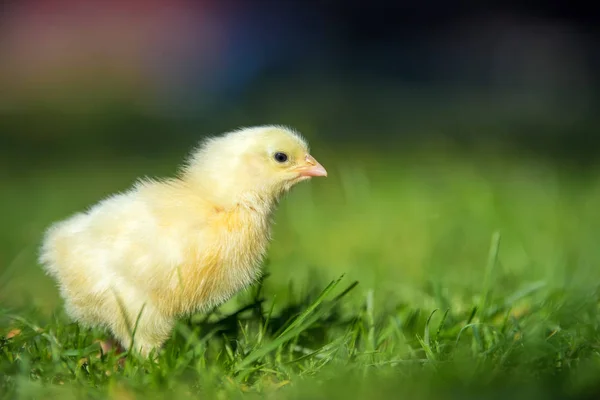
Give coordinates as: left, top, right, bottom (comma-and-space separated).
39, 125, 327, 357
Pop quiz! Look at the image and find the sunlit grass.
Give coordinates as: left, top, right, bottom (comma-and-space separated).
1, 148, 600, 399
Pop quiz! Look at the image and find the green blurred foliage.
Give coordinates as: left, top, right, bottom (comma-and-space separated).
1, 82, 600, 399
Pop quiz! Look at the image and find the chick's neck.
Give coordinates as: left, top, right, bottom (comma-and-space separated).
181, 171, 280, 217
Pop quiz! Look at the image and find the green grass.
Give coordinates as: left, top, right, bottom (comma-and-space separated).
1, 148, 600, 399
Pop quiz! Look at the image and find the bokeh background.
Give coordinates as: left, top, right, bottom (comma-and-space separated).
1, 1, 600, 316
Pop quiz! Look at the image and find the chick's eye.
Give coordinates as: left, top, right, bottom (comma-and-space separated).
274, 152, 288, 163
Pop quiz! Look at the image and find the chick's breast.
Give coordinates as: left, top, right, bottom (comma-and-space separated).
154, 202, 272, 316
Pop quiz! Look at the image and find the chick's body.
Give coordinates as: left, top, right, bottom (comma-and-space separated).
39, 126, 327, 356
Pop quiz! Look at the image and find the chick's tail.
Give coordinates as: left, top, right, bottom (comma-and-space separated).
38, 220, 69, 280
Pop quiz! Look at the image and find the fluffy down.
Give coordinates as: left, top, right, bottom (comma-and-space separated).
39, 125, 327, 357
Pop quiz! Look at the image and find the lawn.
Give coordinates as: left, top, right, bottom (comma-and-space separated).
1, 146, 600, 399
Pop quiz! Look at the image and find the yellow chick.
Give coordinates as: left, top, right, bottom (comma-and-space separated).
39, 125, 327, 357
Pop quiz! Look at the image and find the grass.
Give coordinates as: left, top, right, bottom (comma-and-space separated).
1, 147, 600, 399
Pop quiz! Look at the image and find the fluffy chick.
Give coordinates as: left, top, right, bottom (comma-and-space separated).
39, 125, 327, 357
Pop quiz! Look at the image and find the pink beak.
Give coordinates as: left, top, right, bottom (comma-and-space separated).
298, 155, 328, 177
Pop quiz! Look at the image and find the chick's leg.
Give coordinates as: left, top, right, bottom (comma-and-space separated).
109, 300, 174, 358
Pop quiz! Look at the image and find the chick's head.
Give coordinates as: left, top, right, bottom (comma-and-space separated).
243, 127, 327, 192
183, 126, 327, 209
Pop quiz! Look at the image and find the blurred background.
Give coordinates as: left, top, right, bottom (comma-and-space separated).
2, 0, 599, 161
1, 0, 600, 311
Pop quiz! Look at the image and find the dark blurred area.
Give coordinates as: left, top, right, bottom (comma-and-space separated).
1, 0, 599, 170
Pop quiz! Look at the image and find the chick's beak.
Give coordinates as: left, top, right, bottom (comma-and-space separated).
297, 155, 328, 177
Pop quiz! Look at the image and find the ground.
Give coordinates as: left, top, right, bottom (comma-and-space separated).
1, 147, 600, 399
